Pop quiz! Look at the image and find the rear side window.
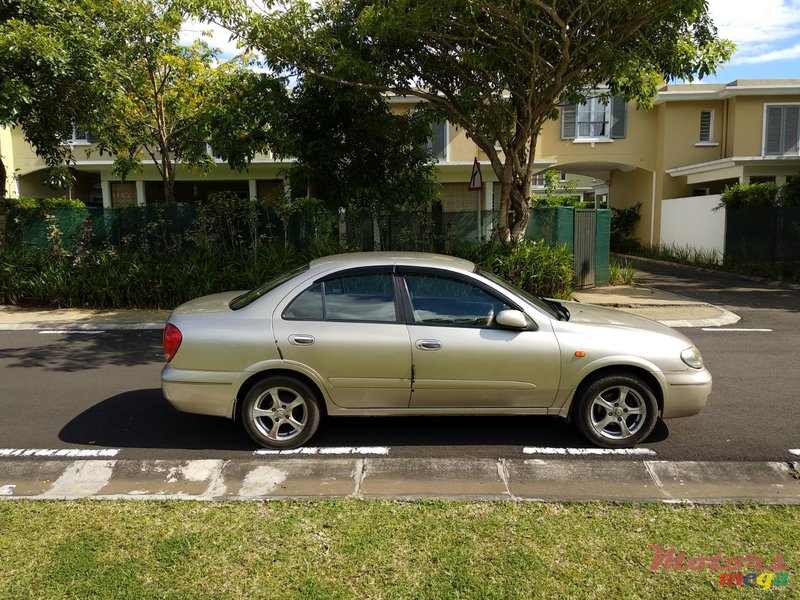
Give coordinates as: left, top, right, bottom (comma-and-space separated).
283, 273, 397, 323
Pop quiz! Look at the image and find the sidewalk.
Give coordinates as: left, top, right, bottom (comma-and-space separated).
571, 285, 740, 328
0, 284, 739, 330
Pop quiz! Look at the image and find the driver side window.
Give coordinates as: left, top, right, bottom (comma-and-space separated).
404, 273, 512, 327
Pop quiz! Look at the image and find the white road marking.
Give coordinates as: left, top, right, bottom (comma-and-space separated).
523, 447, 657, 456
700, 328, 772, 332
789, 449, 800, 456
37, 330, 106, 335
254, 446, 390, 456
0, 448, 120, 457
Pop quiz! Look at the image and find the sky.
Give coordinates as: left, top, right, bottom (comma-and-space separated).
705, 0, 800, 81
181, 1, 800, 84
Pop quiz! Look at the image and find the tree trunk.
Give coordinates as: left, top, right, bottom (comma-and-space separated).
162, 156, 175, 203
495, 167, 514, 243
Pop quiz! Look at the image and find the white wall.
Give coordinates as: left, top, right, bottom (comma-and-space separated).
660, 194, 725, 261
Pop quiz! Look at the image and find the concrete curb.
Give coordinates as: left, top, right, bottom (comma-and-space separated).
2, 458, 798, 503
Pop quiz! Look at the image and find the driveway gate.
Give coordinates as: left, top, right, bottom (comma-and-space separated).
573, 209, 596, 289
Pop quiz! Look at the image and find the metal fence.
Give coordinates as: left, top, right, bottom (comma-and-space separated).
724, 206, 800, 278
6, 204, 498, 254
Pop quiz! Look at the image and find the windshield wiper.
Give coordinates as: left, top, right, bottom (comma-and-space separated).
542, 298, 570, 321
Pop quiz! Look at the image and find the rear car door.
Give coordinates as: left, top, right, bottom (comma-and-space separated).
401, 269, 561, 408
272, 268, 412, 409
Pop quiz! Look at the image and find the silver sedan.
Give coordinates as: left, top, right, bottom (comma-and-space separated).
161, 252, 711, 449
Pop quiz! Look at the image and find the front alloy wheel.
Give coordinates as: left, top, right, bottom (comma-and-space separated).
242, 376, 321, 449
575, 374, 658, 448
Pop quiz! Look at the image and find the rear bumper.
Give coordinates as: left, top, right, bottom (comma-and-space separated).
661, 368, 712, 419
161, 366, 237, 419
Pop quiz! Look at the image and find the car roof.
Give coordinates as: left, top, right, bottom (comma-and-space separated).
308, 251, 476, 273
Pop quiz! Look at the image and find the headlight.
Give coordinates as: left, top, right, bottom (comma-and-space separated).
680, 346, 704, 369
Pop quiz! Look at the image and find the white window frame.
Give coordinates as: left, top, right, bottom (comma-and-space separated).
576, 96, 611, 140
697, 109, 715, 144
762, 102, 800, 156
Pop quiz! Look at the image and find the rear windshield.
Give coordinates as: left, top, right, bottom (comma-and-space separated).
230, 265, 309, 311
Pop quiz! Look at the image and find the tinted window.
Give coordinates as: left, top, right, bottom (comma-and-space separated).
284, 273, 398, 322
324, 273, 397, 322
405, 273, 512, 327
283, 283, 323, 319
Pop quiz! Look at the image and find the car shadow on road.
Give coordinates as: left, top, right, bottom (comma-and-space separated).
59, 388, 669, 451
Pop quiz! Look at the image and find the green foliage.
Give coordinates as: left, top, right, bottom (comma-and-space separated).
610, 202, 641, 252
454, 239, 574, 299
719, 182, 780, 209
634, 242, 721, 268
4, 197, 86, 210
271, 78, 440, 234
221, 0, 732, 240
608, 260, 637, 286
531, 170, 590, 208
719, 178, 800, 209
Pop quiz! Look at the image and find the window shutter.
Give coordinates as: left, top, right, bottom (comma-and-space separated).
783, 106, 799, 154
699, 111, 712, 142
561, 103, 576, 139
430, 121, 447, 160
610, 96, 626, 139
765, 106, 783, 155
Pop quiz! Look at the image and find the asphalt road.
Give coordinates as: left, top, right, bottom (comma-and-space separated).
0, 261, 798, 462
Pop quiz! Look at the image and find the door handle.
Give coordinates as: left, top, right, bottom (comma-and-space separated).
415, 339, 442, 351
289, 334, 315, 346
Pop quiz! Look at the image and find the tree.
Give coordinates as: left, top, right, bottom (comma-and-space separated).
269, 77, 440, 246
207, 0, 733, 241
91, 0, 263, 203
1, 0, 268, 204
0, 0, 104, 187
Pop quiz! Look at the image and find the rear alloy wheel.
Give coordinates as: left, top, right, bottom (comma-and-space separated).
242, 376, 321, 449
574, 374, 658, 448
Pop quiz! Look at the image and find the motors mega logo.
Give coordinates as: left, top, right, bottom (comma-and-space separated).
649, 545, 791, 591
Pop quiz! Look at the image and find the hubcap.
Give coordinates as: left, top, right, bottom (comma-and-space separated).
251, 386, 308, 441
588, 385, 647, 441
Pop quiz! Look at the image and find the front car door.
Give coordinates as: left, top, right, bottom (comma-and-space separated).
401, 269, 561, 408
272, 268, 412, 409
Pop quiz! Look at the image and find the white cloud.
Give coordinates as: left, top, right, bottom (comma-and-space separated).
732, 41, 800, 65
708, 0, 800, 65
179, 19, 241, 57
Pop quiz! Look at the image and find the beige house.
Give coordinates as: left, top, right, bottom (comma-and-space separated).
2, 79, 799, 244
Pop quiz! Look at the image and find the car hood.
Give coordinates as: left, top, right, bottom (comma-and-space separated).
170, 291, 245, 316
560, 300, 689, 341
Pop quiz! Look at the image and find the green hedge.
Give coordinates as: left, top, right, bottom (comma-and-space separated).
3, 197, 86, 210
0, 239, 573, 309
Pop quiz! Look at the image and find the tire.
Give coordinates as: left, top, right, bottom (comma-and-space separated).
241, 375, 322, 449
574, 374, 658, 448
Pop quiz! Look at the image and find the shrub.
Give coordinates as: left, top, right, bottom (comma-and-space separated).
4, 197, 86, 210
455, 239, 574, 299
719, 182, 779, 209
610, 202, 641, 252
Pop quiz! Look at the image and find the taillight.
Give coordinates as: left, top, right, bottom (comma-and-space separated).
163, 323, 182, 362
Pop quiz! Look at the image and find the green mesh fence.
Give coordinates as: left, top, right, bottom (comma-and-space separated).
724, 207, 800, 279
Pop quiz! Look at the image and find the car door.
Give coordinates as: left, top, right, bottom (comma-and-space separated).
272, 268, 412, 409
401, 269, 561, 408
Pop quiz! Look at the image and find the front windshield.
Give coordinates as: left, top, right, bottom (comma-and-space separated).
478, 269, 561, 319
230, 265, 309, 310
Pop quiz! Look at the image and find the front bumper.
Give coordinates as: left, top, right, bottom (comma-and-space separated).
661, 367, 713, 419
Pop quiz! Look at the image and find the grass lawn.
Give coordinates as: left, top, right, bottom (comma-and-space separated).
0, 500, 797, 599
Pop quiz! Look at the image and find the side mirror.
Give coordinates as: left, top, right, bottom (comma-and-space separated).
495, 309, 528, 329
